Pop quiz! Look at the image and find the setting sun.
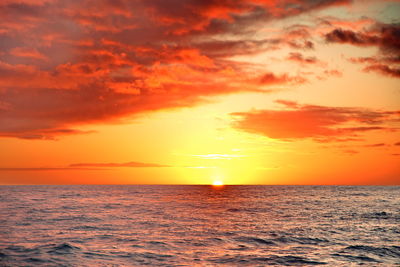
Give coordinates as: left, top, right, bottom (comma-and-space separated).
212, 180, 224, 186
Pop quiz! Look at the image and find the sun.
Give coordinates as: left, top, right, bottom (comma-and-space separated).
212, 180, 224, 186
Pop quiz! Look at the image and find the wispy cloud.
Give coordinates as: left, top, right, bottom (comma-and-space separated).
69, 161, 171, 168
0, 167, 102, 171
0, 161, 171, 171
191, 154, 246, 160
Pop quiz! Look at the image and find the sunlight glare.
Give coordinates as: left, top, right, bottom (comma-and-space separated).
212, 180, 224, 186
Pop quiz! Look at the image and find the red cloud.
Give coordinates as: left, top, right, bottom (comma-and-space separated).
231, 100, 399, 140
259, 72, 307, 85
10, 47, 47, 60
0, 0, 361, 139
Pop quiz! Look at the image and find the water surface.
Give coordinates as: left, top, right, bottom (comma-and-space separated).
0, 185, 399, 266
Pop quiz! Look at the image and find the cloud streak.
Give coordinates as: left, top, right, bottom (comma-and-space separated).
0, 161, 171, 171
69, 161, 171, 168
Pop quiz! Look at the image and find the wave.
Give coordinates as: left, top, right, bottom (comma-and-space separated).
331, 253, 380, 263
47, 243, 81, 255
344, 245, 400, 258
234, 236, 277, 246
209, 255, 327, 265
274, 236, 330, 245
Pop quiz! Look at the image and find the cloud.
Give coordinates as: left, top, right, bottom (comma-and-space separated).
323, 69, 342, 77
259, 72, 307, 85
325, 24, 400, 51
325, 23, 400, 78
325, 28, 378, 46
191, 154, 246, 160
342, 149, 359, 155
231, 100, 399, 141
349, 56, 400, 65
363, 64, 400, 78
0, 167, 101, 171
0, 128, 95, 140
0, 161, 171, 171
0, 0, 358, 139
10, 47, 47, 60
348, 55, 400, 78
69, 161, 171, 168
364, 143, 386, 147
287, 52, 320, 65
318, 16, 376, 31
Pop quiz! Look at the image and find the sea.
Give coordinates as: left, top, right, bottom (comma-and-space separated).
0, 185, 399, 266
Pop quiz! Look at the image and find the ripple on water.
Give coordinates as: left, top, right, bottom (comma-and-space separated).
47, 243, 81, 255
234, 236, 277, 246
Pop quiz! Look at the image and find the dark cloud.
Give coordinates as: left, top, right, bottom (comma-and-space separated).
326, 23, 400, 78
363, 64, 400, 78
325, 28, 379, 46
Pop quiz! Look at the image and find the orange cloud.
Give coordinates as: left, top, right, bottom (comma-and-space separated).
231, 100, 400, 140
10, 47, 47, 60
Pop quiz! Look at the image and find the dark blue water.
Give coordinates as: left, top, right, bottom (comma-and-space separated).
0, 185, 399, 266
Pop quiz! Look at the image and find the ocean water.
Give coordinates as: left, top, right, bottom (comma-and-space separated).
0, 185, 399, 266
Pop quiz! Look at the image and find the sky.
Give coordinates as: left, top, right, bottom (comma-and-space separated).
0, 0, 399, 185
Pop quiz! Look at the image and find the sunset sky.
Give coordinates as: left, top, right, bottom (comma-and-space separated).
0, 0, 399, 185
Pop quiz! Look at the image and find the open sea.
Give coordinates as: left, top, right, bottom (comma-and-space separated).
0, 185, 399, 266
